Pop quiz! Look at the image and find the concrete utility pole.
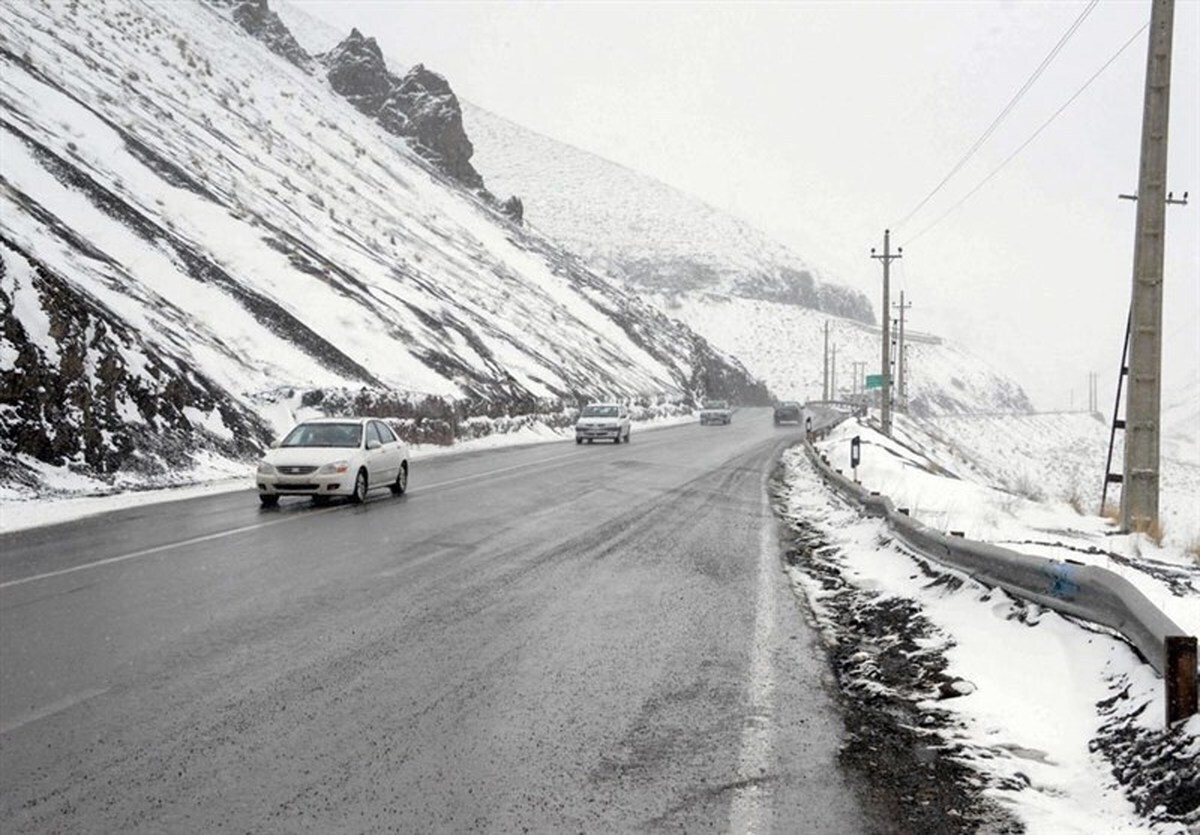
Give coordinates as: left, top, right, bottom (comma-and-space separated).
1121, 0, 1176, 533
893, 292, 912, 413
871, 230, 901, 436
831, 343, 838, 400
823, 321, 830, 401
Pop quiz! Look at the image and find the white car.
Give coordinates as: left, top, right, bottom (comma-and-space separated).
256, 417, 409, 507
575, 403, 631, 444
699, 399, 733, 425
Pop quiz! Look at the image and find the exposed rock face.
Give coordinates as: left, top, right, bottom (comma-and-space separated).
385, 65, 481, 189
325, 33, 484, 189
1, 238, 270, 481
500, 195, 524, 225
209, 0, 312, 70
735, 266, 875, 323
324, 28, 393, 115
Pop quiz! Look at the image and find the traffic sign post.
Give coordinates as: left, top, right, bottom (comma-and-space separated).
850, 435, 861, 482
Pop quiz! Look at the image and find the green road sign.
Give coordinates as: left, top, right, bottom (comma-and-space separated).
865, 374, 883, 390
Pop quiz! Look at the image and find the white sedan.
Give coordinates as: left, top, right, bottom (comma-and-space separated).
575, 403, 631, 444
255, 417, 409, 507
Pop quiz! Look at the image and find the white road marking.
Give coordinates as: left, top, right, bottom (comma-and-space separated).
728, 474, 778, 834
0, 686, 110, 735
0, 446, 605, 591
0, 508, 341, 590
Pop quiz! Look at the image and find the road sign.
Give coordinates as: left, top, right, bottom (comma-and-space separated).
865, 374, 883, 390
850, 436, 861, 468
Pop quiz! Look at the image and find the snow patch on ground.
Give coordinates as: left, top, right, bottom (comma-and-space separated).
777, 410, 1199, 832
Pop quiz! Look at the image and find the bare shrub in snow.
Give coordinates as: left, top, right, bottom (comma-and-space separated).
1010, 472, 1044, 502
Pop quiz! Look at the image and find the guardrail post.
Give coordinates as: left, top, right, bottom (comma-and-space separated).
1166, 635, 1198, 724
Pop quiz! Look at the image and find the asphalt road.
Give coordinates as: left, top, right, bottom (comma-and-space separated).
0, 408, 869, 833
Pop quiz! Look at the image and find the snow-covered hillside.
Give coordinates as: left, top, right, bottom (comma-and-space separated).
661, 294, 1033, 415
273, 0, 1041, 423
276, 0, 872, 322
921, 411, 1200, 546
464, 104, 874, 322
1, 0, 765, 496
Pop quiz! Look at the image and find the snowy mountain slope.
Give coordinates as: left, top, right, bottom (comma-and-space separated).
0, 0, 764, 494
919, 411, 1200, 546
272, 1, 1041, 422
660, 294, 1033, 415
1162, 386, 1200, 466
273, 0, 873, 324
464, 103, 875, 321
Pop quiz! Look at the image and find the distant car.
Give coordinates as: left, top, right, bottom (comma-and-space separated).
774, 401, 803, 425
699, 399, 733, 425
256, 417, 409, 507
575, 403, 631, 444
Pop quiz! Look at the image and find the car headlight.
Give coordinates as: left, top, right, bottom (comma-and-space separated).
257, 461, 276, 475
317, 460, 350, 475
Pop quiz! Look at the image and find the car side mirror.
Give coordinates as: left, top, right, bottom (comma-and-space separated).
367, 439, 382, 450
270, 439, 281, 449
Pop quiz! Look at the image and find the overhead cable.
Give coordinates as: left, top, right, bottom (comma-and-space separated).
905, 20, 1150, 247
893, 0, 1099, 231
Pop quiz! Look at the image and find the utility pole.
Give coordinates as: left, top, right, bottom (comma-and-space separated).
823, 321, 830, 401
893, 292, 912, 413
871, 230, 901, 436
831, 343, 838, 401
1121, 0, 1176, 534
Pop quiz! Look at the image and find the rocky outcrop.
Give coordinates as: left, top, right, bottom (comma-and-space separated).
208, 0, 312, 70
384, 64, 481, 189
325, 31, 484, 190
324, 27, 393, 115
500, 195, 524, 225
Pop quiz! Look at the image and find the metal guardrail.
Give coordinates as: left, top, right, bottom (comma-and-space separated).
800, 422, 1198, 726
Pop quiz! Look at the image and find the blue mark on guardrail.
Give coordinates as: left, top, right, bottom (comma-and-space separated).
1046, 563, 1079, 599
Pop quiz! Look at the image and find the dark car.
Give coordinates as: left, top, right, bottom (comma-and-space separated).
773, 401, 802, 425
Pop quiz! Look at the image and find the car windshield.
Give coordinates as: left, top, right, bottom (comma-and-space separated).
582, 405, 618, 417
703, 400, 728, 409
280, 422, 362, 448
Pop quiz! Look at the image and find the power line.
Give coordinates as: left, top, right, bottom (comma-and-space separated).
906, 20, 1150, 247
893, 0, 1099, 231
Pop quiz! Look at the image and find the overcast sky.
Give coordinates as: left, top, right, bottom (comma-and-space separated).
293, 0, 1198, 412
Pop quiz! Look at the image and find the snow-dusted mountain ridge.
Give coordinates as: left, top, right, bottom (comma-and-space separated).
0, 0, 767, 495
272, 2, 1034, 417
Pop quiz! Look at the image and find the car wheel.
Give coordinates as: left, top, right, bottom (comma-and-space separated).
623, 430, 630, 443
576, 437, 583, 445
587, 438, 593, 444
390, 462, 408, 495
351, 469, 368, 504
259, 494, 279, 508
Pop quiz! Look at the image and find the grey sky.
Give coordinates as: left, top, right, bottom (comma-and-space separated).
293, 0, 1198, 411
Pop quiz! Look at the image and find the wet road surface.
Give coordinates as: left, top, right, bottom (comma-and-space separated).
1, 409, 868, 833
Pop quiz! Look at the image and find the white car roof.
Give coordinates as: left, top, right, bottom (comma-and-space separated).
296, 417, 373, 424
